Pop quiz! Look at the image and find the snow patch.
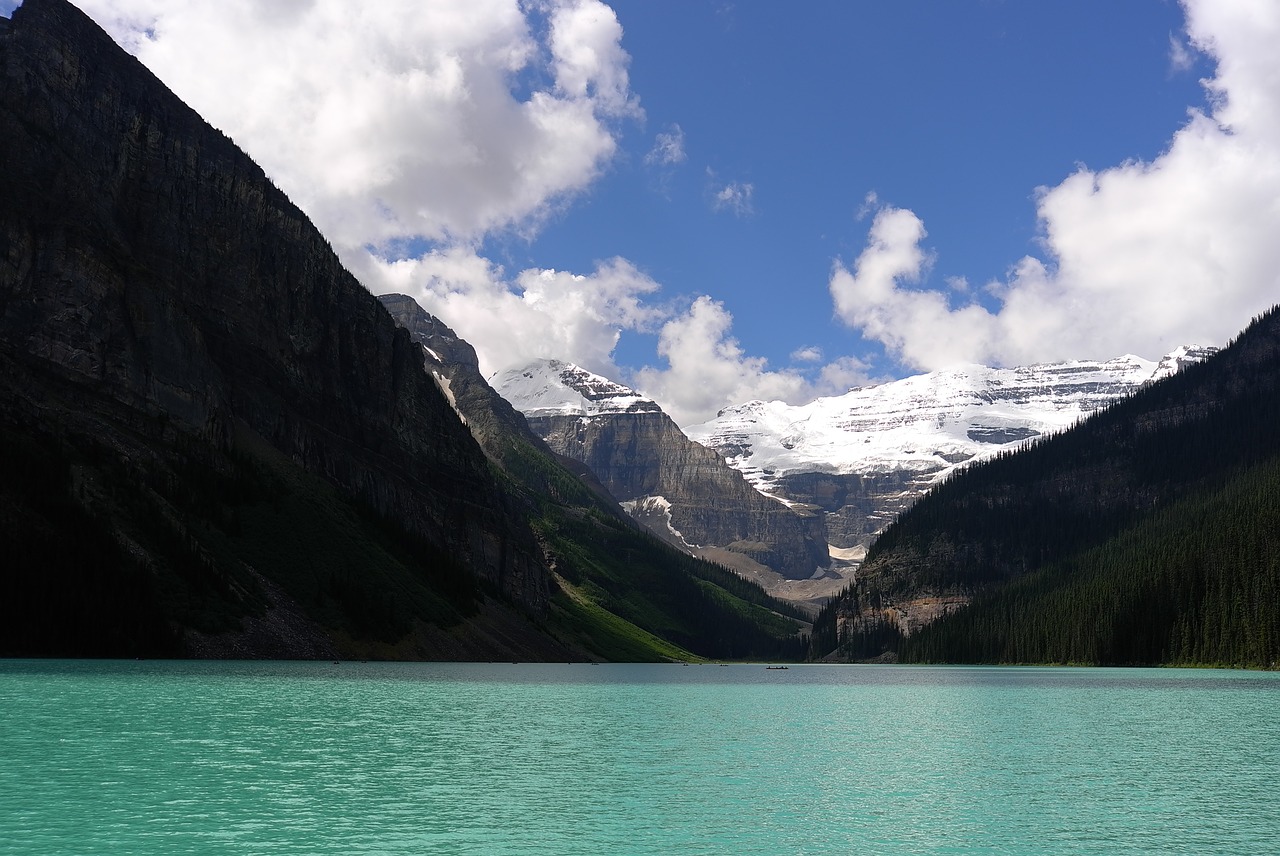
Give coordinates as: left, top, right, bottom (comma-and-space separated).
620, 495, 697, 550
431, 371, 465, 425
829, 544, 866, 563
492, 358, 661, 418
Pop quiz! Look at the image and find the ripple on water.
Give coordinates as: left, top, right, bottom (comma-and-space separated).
1, 661, 1278, 855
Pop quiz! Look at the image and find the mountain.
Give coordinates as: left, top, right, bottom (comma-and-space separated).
0, 0, 803, 662
377, 295, 812, 658
687, 348, 1216, 552
0, 0, 560, 659
492, 359, 831, 586
809, 308, 1280, 666
376, 294, 616, 505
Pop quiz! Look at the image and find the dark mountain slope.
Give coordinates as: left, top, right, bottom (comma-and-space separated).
0, 0, 552, 657
812, 305, 1280, 663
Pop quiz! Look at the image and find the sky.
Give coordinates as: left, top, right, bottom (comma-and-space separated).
8, 0, 1280, 426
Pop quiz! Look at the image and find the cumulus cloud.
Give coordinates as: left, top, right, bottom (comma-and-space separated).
632, 297, 871, 426
830, 206, 1005, 368
76, 0, 639, 252
361, 250, 666, 381
831, 0, 1280, 370
645, 123, 686, 166
790, 346, 824, 363
358, 250, 868, 425
634, 297, 807, 425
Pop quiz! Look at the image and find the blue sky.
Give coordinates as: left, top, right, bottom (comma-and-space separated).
509, 0, 1211, 373
15, 1, 1280, 425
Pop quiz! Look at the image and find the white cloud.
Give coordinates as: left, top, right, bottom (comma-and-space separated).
633, 297, 871, 426
830, 0, 1280, 370
817, 356, 878, 394
710, 174, 755, 216
645, 123, 686, 166
548, 0, 638, 116
76, 0, 640, 252
360, 247, 872, 426
634, 297, 806, 425
1168, 32, 1197, 73
360, 249, 665, 381
830, 205, 1002, 368
790, 346, 823, 363
856, 190, 880, 220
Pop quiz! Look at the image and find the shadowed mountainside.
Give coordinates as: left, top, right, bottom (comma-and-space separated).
0, 0, 804, 661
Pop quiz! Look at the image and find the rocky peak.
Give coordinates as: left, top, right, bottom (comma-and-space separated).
1152, 345, 1217, 381
378, 293, 481, 372
493, 360, 831, 582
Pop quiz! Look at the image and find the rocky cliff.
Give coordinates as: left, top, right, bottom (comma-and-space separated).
493, 359, 830, 580
377, 293, 622, 510
0, 0, 555, 657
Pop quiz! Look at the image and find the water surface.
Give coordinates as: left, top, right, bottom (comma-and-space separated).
2, 661, 1277, 854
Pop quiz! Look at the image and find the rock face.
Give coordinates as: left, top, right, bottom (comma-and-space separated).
377, 294, 623, 510
0, 0, 551, 653
492, 359, 830, 579
378, 292, 531, 454
687, 349, 1217, 550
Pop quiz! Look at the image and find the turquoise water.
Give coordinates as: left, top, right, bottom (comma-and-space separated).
2, 662, 1278, 855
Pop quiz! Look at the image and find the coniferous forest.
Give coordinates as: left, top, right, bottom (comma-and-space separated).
812, 305, 1280, 667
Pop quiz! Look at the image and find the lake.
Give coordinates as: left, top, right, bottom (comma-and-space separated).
1, 661, 1277, 854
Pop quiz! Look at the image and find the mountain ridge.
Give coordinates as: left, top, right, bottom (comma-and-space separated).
377, 294, 813, 657
687, 346, 1216, 550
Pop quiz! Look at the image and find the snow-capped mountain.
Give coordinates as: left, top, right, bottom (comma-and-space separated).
493, 359, 830, 582
686, 347, 1217, 549
492, 359, 662, 418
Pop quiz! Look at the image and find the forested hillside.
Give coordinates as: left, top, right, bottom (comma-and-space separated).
812, 305, 1280, 666
902, 456, 1280, 667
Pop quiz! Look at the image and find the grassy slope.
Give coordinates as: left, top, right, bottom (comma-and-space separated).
496, 434, 807, 662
